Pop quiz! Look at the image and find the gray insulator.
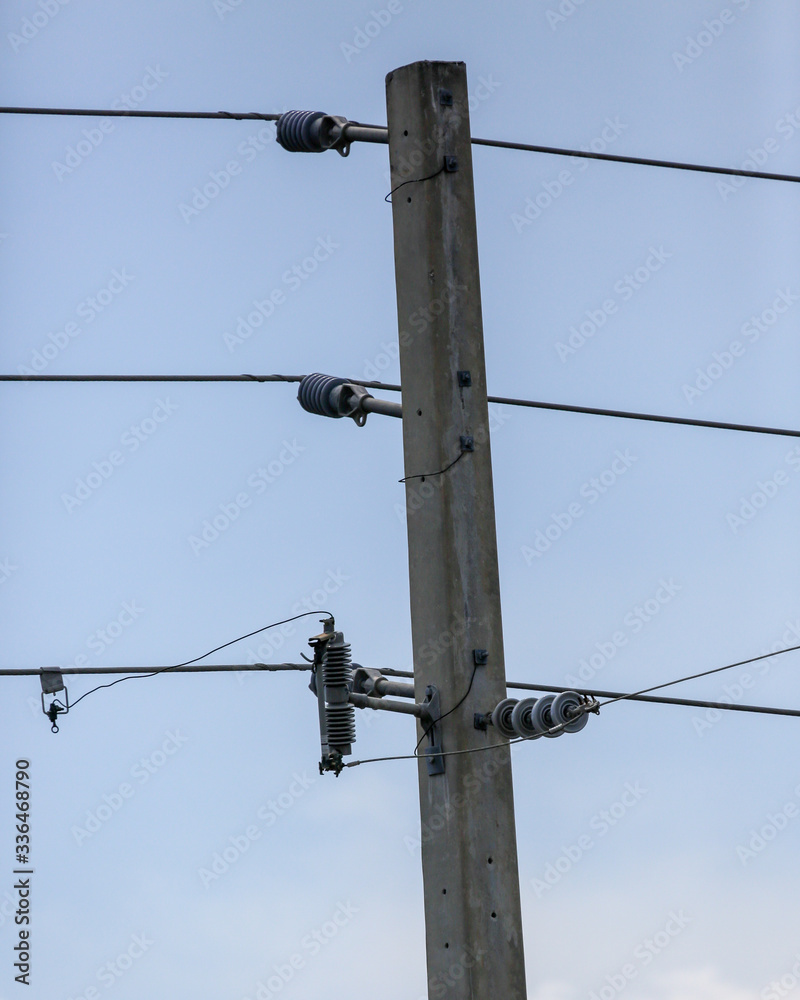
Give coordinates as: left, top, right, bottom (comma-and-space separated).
323, 633, 356, 752
297, 373, 349, 418
510, 697, 539, 739
551, 690, 589, 733
276, 111, 328, 152
531, 694, 563, 738
491, 698, 519, 739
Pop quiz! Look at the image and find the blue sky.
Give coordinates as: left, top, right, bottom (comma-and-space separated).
2, 2, 800, 998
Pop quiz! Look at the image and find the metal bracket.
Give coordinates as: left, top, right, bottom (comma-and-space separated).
460, 435, 475, 453
352, 665, 385, 697
473, 711, 491, 731
419, 685, 445, 775
40, 668, 68, 733
333, 382, 373, 426
457, 370, 472, 387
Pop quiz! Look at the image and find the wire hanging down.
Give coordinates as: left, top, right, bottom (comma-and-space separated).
4, 374, 800, 442
385, 160, 448, 202
68, 610, 332, 709
3, 105, 800, 185
399, 448, 469, 483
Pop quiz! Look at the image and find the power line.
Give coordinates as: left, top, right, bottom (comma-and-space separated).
482, 393, 800, 441
20, 639, 800, 751
347, 644, 800, 767
596, 642, 800, 710
5, 373, 800, 441
470, 136, 800, 185
378, 668, 800, 719
3, 105, 800, 186
1, 663, 311, 676
68, 610, 331, 708
12, 660, 800, 718
0, 374, 304, 383
501, 681, 800, 718
0, 106, 280, 122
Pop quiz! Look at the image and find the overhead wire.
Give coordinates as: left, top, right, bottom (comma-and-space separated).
594, 643, 800, 710
5, 106, 799, 746
346, 643, 800, 767
469, 135, 800, 184
1, 664, 312, 676
0, 374, 305, 383
16, 639, 800, 752
3, 105, 800, 185
499, 681, 800, 718
8, 658, 800, 718
5, 374, 800, 442
377, 668, 800, 718
68, 610, 331, 708
0, 106, 280, 122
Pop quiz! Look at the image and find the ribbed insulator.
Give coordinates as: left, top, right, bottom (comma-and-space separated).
297, 373, 348, 418
276, 110, 328, 152
323, 636, 355, 749
325, 705, 356, 747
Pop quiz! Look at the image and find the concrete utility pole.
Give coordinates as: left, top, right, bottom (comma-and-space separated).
386, 61, 528, 999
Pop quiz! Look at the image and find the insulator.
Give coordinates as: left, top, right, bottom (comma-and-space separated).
491, 698, 519, 739
550, 690, 589, 733
324, 706, 356, 747
276, 110, 329, 152
297, 373, 349, 418
531, 694, 563, 738
323, 633, 355, 752
510, 697, 539, 739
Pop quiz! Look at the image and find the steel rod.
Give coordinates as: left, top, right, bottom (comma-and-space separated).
374, 677, 415, 698
342, 124, 388, 144
349, 691, 423, 716
362, 396, 403, 418
0, 663, 310, 676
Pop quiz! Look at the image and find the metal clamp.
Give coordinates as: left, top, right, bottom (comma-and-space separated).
419, 686, 445, 775
40, 668, 68, 733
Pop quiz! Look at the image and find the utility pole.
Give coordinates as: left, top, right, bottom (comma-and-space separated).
386, 61, 528, 999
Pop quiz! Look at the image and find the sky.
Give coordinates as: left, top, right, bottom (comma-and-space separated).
2, 1, 800, 998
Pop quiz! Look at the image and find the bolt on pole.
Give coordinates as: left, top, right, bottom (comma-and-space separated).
386, 60, 528, 999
